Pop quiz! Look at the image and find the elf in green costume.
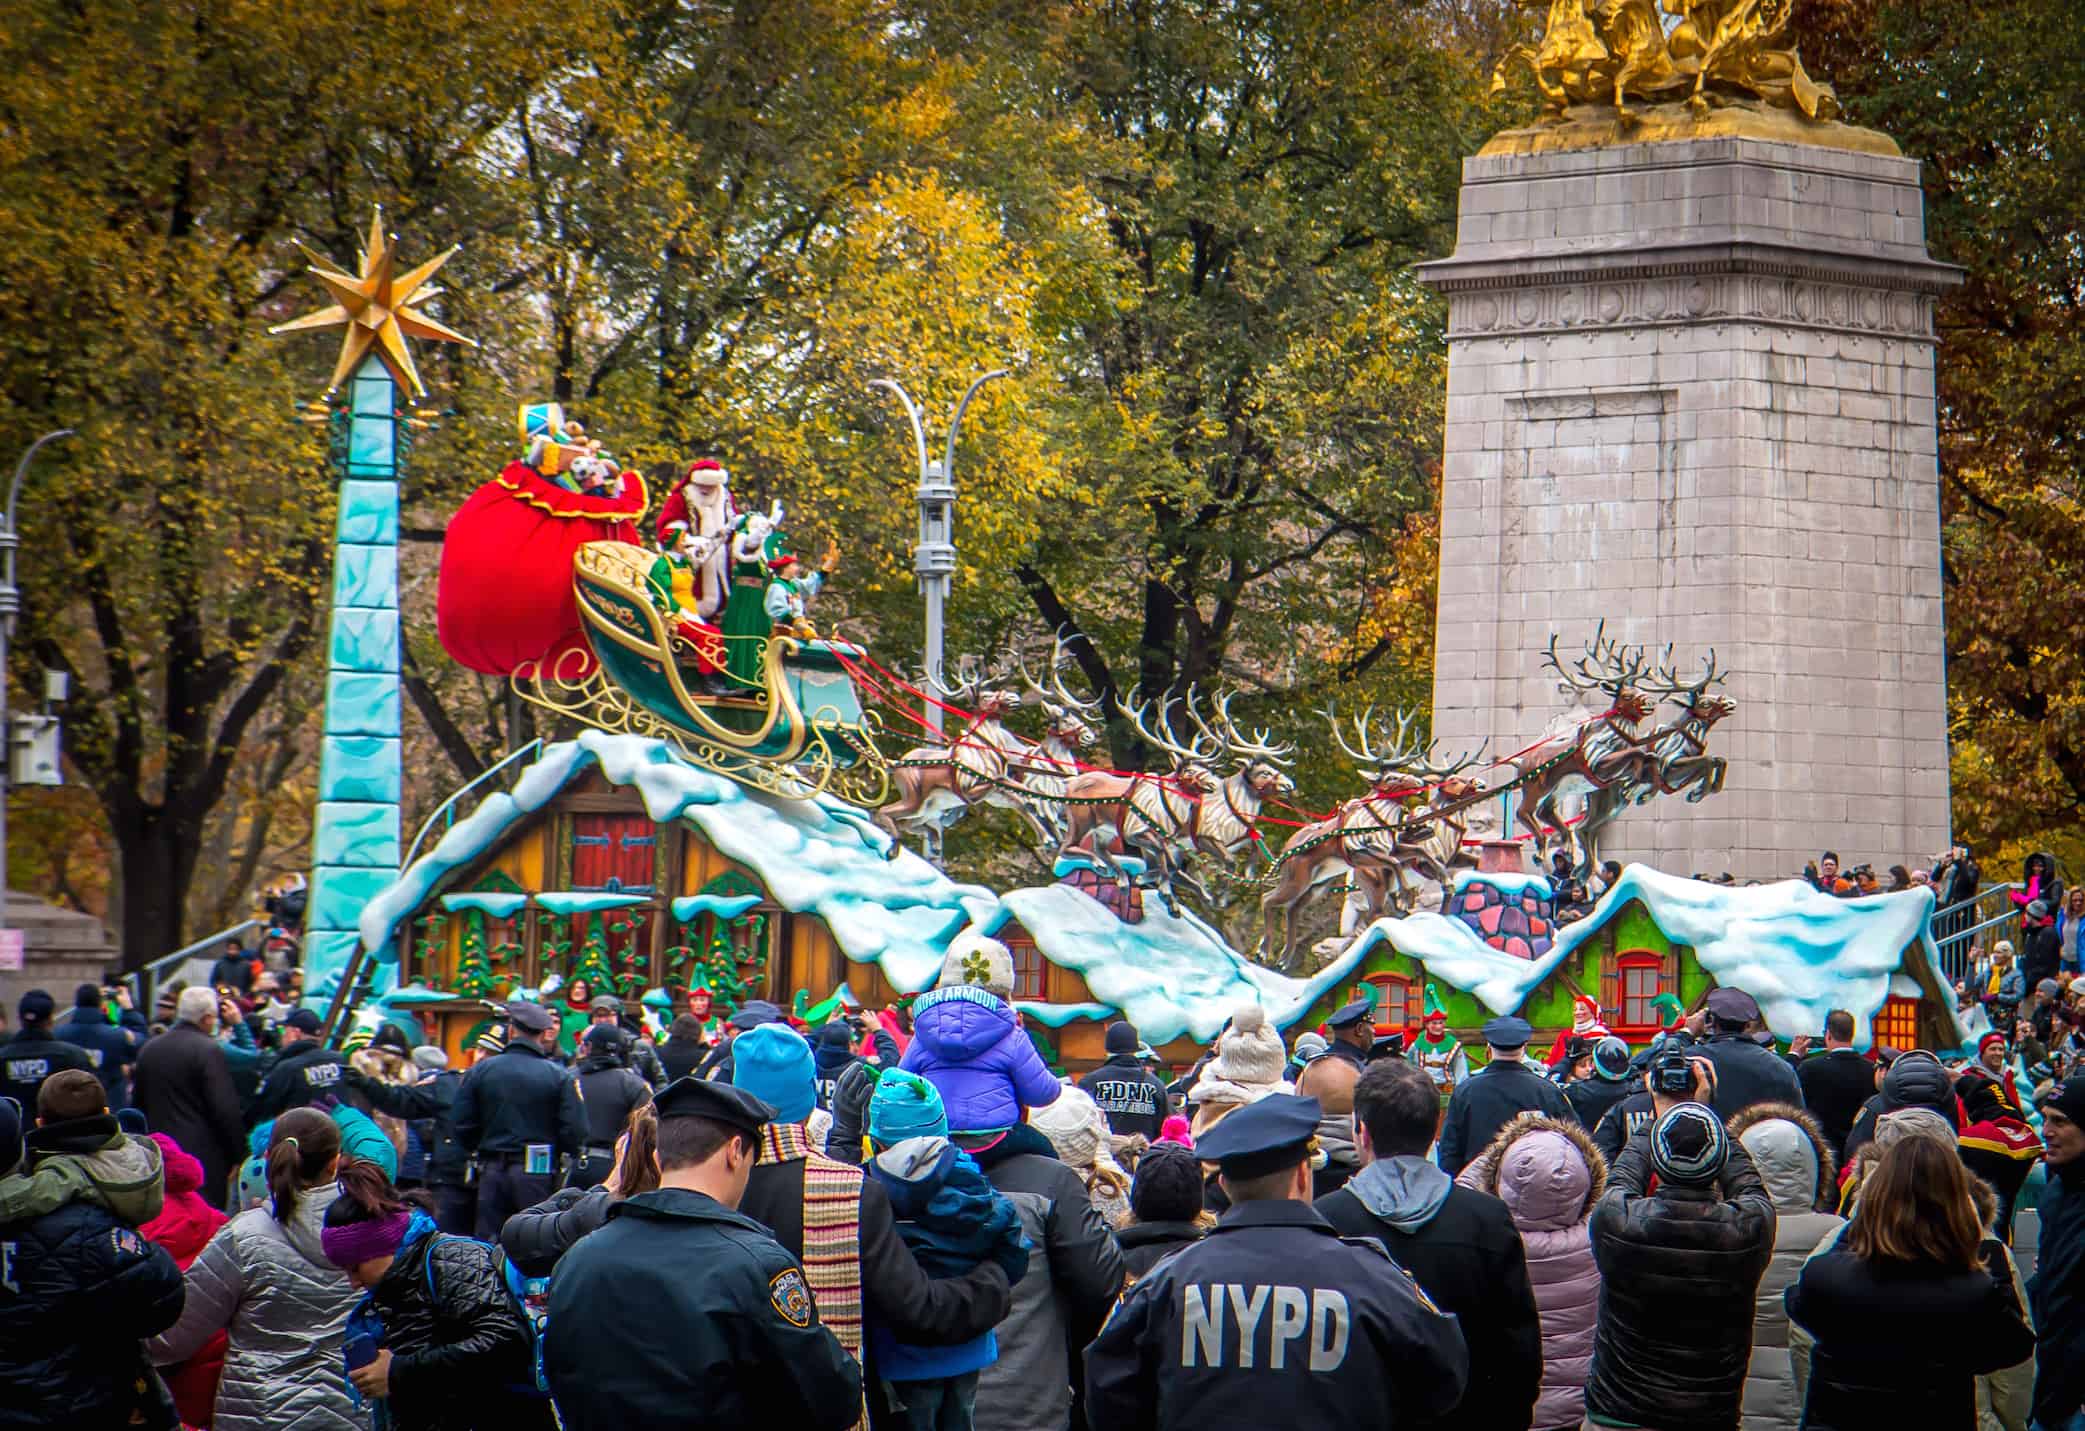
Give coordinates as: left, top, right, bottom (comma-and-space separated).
1406, 983, 1467, 1093
719, 505, 784, 689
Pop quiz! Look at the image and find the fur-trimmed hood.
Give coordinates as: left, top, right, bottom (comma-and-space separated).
1730, 1101, 1837, 1214
1462, 1111, 1606, 1230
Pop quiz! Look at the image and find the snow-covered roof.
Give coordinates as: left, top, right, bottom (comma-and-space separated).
358, 731, 997, 992
1340, 863, 1952, 1046
354, 736, 1954, 1051
989, 885, 1366, 1045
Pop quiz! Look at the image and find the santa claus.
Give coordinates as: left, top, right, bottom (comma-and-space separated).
655, 458, 739, 621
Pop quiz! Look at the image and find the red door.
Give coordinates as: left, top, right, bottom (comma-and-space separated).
572, 815, 657, 893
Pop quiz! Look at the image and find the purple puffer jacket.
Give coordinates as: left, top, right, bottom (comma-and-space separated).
1459, 1112, 1605, 1431
900, 985, 1063, 1134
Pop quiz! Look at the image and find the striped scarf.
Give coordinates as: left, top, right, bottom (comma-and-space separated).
759, 1122, 866, 1359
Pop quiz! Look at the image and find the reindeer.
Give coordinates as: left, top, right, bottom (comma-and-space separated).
1496, 625, 1659, 866
1056, 689, 1225, 915
874, 661, 1060, 847
1181, 691, 1299, 867
1625, 649, 1736, 807
1258, 706, 1487, 970
1004, 636, 1104, 838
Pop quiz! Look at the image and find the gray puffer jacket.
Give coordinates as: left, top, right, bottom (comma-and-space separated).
146, 1181, 366, 1431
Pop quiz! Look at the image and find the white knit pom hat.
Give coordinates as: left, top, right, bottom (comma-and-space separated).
1190, 1003, 1292, 1108
1029, 1082, 1108, 1168
936, 931, 1015, 1000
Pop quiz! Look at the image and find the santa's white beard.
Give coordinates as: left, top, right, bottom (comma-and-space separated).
687, 485, 732, 532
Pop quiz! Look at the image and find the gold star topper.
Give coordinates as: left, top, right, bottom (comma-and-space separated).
269, 205, 475, 397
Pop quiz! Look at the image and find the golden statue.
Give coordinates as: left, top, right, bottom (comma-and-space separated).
1490, 0, 1863, 150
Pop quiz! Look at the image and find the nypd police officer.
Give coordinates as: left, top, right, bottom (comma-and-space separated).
543, 1078, 863, 1431
248, 1008, 349, 1119
1436, 1016, 1572, 1177
452, 1000, 586, 1240
1085, 1093, 1468, 1430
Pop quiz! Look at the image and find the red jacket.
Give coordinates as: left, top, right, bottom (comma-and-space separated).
140, 1135, 228, 1428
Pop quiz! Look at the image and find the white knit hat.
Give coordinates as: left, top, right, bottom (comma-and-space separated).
936, 932, 1015, 999
1030, 1083, 1107, 1168
1190, 1004, 1293, 1108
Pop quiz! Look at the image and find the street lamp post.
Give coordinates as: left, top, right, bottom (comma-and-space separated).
869, 370, 1010, 861
0, 429, 75, 943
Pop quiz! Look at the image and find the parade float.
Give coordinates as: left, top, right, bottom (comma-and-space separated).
270, 214, 1956, 1070
334, 417, 1958, 1067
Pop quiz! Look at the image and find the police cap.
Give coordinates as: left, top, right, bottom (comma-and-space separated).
505, 999, 557, 1034
653, 1077, 775, 1138
1194, 1092, 1323, 1179
1704, 986, 1760, 1025
1481, 1014, 1533, 1049
1325, 996, 1374, 1031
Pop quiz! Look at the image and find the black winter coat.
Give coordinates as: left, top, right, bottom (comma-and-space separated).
1437, 1057, 1573, 1176
248, 1042, 350, 1122
573, 1055, 651, 1150
55, 1007, 146, 1107
352, 1069, 468, 1186
2032, 1159, 2085, 1424
1694, 1033, 1805, 1120
1077, 1054, 1171, 1140
656, 1034, 708, 1084
452, 1041, 586, 1159
1563, 1074, 1633, 1133
369, 1228, 554, 1431
1116, 1219, 1205, 1278
1795, 1048, 1876, 1159
0, 1186, 186, 1431
1583, 1135, 1776, 1431
1317, 1176, 1543, 1431
131, 1022, 245, 1209
500, 1184, 613, 1278
544, 1188, 863, 1431
0, 1026, 98, 1111
1592, 1090, 1656, 1162
1787, 1241, 2034, 1430
740, 1151, 1011, 1346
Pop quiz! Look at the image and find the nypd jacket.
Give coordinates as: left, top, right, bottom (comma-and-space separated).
248, 1042, 350, 1122
1084, 1198, 1468, 1431
349, 1068, 467, 1186
56, 1007, 146, 1107
451, 1041, 586, 1159
544, 1187, 863, 1431
0, 1028, 98, 1111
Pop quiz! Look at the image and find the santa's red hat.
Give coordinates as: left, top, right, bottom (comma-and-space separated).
683, 458, 729, 484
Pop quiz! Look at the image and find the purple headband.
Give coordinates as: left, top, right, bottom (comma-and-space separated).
319, 1210, 412, 1269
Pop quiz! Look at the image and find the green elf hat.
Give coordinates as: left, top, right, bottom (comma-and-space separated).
762, 529, 800, 571
1422, 984, 1449, 1022
1650, 993, 1686, 1028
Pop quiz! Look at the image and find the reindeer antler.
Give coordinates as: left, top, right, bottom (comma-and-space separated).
1117, 686, 1212, 769
1544, 620, 1651, 695
1186, 689, 1293, 768
1643, 646, 1726, 701
1044, 632, 1103, 716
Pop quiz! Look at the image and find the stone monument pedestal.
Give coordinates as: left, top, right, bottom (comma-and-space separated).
1419, 124, 1961, 880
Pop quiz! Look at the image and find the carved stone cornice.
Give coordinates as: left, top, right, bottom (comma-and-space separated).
1443, 269, 1939, 341
1419, 238, 1963, 300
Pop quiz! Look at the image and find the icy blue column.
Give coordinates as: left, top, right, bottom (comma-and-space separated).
306, 356, 404, 998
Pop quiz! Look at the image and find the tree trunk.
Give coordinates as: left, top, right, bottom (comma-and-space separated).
113, 817, 196, 973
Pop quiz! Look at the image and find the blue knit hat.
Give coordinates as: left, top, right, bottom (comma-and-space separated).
731, 1024, 816, 1124
868, 1067, 947, 1146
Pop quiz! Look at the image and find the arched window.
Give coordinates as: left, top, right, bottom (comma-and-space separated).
1613, 951, 1673, 1035
1362, 973, 1423, 1036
